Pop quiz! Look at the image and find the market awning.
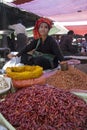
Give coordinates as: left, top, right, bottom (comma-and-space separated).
11, 0, 87, 22
10, 0, 87, 35
1, 0, 87, 35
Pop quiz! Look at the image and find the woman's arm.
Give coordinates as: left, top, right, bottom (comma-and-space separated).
7, 39, 37, 59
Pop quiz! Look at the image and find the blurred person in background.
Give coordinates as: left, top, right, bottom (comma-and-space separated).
82, 33, 87, 52
8, 19, 28, 52
59, 30, 78, 56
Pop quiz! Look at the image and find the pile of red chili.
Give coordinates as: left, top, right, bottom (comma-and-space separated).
0, 85, 87, 130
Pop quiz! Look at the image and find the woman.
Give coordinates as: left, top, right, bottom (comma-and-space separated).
7, 17, 64, 70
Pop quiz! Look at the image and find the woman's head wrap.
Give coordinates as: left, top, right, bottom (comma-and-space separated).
33, 17, 52, 39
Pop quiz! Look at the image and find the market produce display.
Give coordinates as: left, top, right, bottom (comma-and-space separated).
0, 85, 87, 130
46, 66, 87, 90
12, 76, 46, 88
6, 65, 43, 80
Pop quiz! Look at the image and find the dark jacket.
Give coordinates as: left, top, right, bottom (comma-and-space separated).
17, 36, 64, 69
17, 36, 64, 61
59, 35, 78, 55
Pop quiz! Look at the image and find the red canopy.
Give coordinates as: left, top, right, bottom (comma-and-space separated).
65, 25, 87, 35
13, 0, 33, 5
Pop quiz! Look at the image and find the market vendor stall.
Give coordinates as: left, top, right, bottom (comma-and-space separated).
0, 64, 87, 130
0, 85, 87, 130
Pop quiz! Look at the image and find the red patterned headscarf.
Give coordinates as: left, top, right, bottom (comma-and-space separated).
33, 17, 52, 39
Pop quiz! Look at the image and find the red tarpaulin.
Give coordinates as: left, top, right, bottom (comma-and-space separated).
65, 25, 87, 35
13, 0, 33, 5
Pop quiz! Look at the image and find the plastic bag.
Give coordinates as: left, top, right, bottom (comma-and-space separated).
2, 56, 22, 71
12, 75, 46, 88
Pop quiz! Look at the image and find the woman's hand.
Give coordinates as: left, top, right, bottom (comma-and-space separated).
7, 53, 16, 59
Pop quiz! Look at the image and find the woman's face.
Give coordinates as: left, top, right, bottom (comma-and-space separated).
38, 22, 50, 37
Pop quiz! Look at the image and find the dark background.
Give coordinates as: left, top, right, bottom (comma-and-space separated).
0, 3, 40, 30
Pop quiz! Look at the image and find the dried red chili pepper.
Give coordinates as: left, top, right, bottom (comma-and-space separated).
0, 85, 87, 130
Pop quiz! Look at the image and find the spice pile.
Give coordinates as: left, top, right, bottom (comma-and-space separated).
46, 67, 87, 90
0, 85, 87, 130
